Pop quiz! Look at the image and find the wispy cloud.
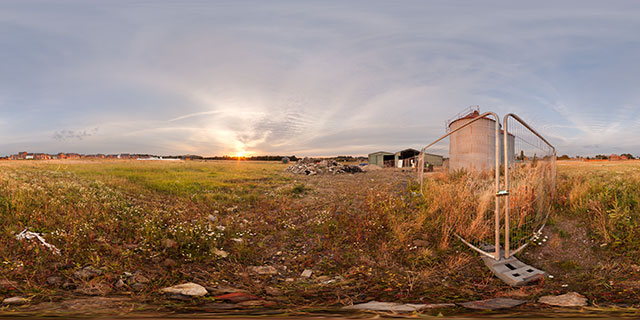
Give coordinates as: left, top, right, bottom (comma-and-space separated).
52, 128, 98, 141
1, 1, 639, 156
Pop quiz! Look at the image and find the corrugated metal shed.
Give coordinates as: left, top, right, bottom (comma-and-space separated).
423, 153, 444, 166
368, 151, 394, 167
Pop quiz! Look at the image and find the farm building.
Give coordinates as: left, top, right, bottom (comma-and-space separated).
609, 154, 628, 161
423, 153, 445, 166
368, 151, 394, 167
368, 149, 444, 168
394, 148, 444, 168
448, 110, 515, 171
394, 148, 420, 168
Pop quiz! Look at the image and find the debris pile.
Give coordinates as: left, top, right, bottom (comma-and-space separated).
286, 158, 363, 175
15, 229, 61, 255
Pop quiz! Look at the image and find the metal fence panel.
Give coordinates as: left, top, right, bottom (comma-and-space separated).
503, 113, 556, 259
418, 112, 502, 260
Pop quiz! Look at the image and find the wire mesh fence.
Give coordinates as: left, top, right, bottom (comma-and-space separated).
417, 111, 555, 261
418, 112, 501, 259
503, 114, 556, 258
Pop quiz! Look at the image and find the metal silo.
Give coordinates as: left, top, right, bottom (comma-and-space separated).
448, 110, 515, 171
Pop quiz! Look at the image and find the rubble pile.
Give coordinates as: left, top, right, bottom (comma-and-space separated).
286, 158, 363, 175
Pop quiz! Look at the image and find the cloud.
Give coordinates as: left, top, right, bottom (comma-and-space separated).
1, 1, 640, 156
52, 128, 98, 141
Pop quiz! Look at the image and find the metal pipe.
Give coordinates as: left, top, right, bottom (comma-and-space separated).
455, 234, 500, 260
494, 113, 501, 261
503, 113, 555, 153
503, 115, 510, 259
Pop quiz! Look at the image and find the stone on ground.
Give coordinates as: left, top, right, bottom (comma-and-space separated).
237, 300, 268, 307
213, 248, 229, 258
538, 292, 587, 307
160, 282, 208, 296
301, 269, 313, 278
249, 265, 278, 275
459, 298, 526, 310
74, 266, 102, 280
3, 296, 28, 305
129, 273, 150, 284
343, 301, 455, 312
114, 279, 126, 289
265, 286, 284, 296
75, 283, 111, 296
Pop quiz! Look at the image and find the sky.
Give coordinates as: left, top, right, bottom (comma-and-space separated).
1, 1, 640, 157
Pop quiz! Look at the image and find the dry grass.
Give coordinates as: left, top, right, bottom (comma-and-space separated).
1, 158, 640, 313
417, 169, 496, 249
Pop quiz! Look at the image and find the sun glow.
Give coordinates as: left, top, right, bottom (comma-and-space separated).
235, 150, 247, 158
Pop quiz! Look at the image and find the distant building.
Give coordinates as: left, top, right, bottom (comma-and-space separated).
394, 148, 420, 168
368, 151, 394, 168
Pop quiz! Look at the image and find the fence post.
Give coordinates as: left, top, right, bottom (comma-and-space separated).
503, 115, 510, 259
494, 115, 501, 261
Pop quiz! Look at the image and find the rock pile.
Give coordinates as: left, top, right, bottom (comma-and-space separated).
286, 158, 363, 175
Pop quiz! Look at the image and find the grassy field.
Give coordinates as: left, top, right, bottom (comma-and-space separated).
0, 159, 639, 315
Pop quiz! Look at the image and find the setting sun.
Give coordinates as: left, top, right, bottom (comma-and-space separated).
235, 150, 247, 158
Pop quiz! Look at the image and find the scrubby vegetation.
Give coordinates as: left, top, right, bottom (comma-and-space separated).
0, 159, 639, 315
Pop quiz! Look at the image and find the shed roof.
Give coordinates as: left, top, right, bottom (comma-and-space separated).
396, 148, 420, 153
368, 151, 394, 156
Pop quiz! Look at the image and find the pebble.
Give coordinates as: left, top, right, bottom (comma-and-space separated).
74, 266, 102, 280
74, 283, 110, 296
2, 296, 28, 305
129, 273, 150, 284
161, 282, 208, 296
214, 248, 229, 258
301, 269, 313, 278
115, 279, 126, 289
249, 266, 278, 275
538, 292, 588, 307
62, 282, 77, 290
459, 298, 525, 310
237, 300, 267, 307
265, 286, 283, 296
344, 301, 455, 312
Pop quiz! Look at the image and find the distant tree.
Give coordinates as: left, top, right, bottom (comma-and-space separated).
595, 154, 608, 160
558, 154, 570, 160
621, 153, 635, 159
